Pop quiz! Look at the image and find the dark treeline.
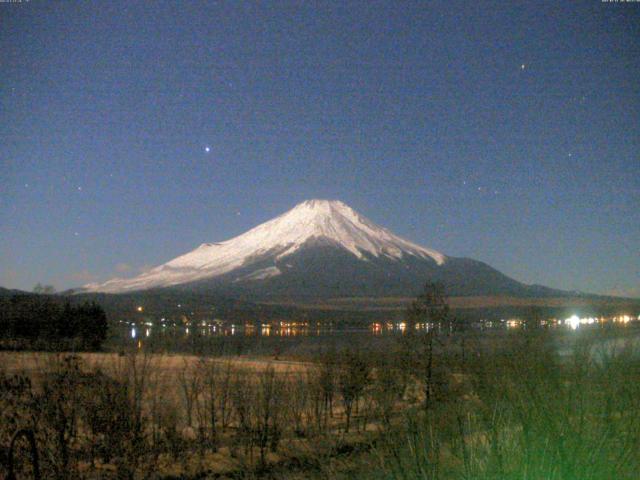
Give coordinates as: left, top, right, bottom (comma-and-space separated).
0, 295, 108, 350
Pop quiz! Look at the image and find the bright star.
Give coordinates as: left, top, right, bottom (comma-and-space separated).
205, 146, 211, 153
521, 64, 526, 70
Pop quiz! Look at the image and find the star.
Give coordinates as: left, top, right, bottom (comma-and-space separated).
205, 146, 211, 153
521, 64, 526, 70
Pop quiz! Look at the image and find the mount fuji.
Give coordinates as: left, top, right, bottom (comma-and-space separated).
83, 200, 562, 299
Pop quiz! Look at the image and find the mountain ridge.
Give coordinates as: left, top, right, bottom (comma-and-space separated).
84, 199, 446, 294
83, 199, 570, 299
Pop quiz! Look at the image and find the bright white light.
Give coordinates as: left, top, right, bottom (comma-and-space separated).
566, 315, 580, 330
205, 146, 211, 153
131, 327, 137, 338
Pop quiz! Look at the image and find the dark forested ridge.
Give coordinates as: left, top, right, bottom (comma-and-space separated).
0, 293, 108, 350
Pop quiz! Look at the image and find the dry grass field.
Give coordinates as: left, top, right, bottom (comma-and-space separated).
0, 351, 312, 377
0, 347, 409, 478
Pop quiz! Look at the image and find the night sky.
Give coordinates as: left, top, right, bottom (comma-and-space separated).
1, 1, 638, 296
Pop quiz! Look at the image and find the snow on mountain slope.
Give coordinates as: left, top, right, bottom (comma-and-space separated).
84, 199, 446, 293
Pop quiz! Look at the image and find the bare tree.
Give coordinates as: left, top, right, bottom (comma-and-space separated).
102, 351, 156, 480
317, 350, 337, 428
218, 361, 234, 432
287, 373, 310, 437
255, 365, 285, 467
230, 368, 254, 460
338, 351, 371, 433
32, 283, 55, 294
405, 282, 451, 413
372, 353, 406, 430
194, 358, 220, 451
178, 358, 201, 428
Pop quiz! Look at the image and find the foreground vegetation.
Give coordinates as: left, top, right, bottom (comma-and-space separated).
1, 324, 638, 479
366, 333, 640, 480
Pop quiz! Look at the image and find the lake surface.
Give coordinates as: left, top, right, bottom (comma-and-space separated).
114, 313, 640, 344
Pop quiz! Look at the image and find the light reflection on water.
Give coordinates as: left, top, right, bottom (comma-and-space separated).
117, 314, 640, 342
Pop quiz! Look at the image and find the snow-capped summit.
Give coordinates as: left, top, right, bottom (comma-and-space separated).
83, 199, 565, 299
221, 199, 446, 264
84, 199, 446, 293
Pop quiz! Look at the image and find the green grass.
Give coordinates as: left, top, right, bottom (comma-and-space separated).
356, 331, 640, 480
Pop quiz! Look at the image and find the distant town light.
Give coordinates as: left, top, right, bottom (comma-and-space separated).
136, 306, 143, 312
566, 315, 580, 330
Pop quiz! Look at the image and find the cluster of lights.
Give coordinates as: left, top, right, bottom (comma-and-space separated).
123, 311, 638, 342
563, 314, 637, 330
612, 314, 634, 324
565, 315, 587, 330
277, 321, 309, 328
389, 321, 437, 333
